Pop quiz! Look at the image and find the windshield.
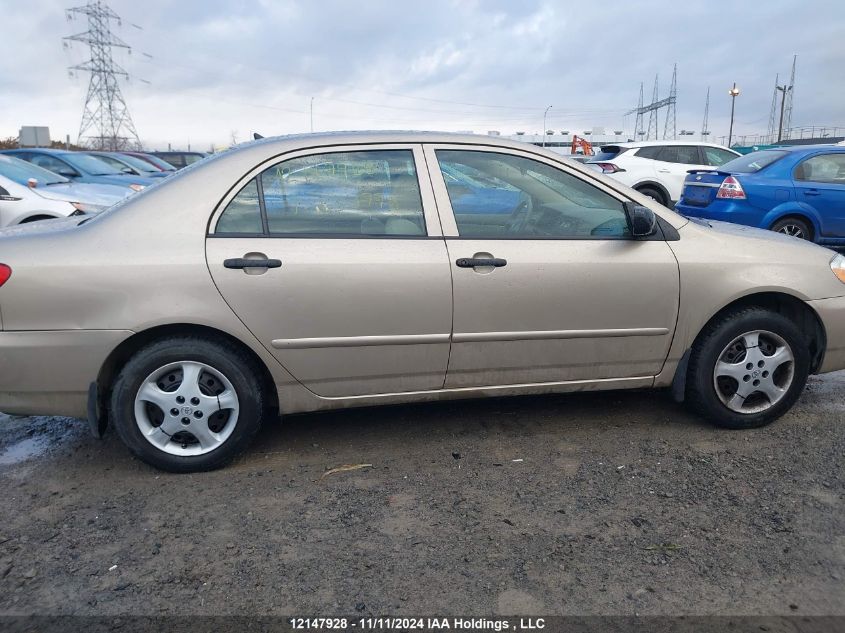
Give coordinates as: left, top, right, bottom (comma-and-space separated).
111, 153, 158, 173
62, 153, 124, 175
135, 153, 176, 170
0, 155, 69, 185
719, 150, 787, 173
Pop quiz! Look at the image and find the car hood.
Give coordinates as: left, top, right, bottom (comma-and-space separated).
33, 182, 130, 206
0, 215, 86, 239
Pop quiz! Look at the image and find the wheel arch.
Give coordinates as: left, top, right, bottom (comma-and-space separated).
763, 203, 822, 239
95, 323, 280, 432
16, 213, 62, 224
672, 291, 826, 401
632, 180, 671, 205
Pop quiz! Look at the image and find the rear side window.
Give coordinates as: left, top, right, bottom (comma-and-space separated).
656, 146, 701, 165
794, 154, 845, 183
719, 150, 787, 173
634, 146, 662, 160
216, 179, 263, 233
215, 149, 426, 236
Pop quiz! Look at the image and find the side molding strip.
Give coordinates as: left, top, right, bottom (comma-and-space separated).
272, 328, 668, 349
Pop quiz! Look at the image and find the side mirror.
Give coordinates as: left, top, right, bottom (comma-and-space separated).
121, 167, 134, 174
624, 201, 657, 238
57, 169, 79, 178
27, 178, 38, 189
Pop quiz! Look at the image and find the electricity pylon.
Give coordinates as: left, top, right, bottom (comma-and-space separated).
64, 1, 141, 150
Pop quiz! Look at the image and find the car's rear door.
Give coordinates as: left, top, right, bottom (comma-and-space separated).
424, 144, 680, 389
206, 144, 453, 397
653, 145, 708, 202
793, 152, 845, 237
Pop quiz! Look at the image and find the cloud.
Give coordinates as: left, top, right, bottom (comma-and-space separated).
1, 0, 843, 148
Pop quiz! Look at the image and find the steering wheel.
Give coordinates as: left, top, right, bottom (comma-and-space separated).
507, 197, 534, 234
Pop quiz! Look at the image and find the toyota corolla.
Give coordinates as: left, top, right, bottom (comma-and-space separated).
1, 132, 844, 472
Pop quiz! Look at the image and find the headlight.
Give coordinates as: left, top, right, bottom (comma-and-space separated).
832, 253, 845, 284
128, 183, 145, 192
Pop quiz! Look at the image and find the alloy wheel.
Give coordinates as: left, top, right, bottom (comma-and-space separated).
712, 330, 795, 414
133, 361, 240, 456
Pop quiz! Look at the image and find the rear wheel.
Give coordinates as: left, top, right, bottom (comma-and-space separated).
685, 308, 810, 429
636, 186, 667, 206
771, 217, 812, 241
110, 337, 265, 472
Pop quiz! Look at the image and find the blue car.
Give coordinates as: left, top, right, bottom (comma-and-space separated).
675, 145, 845, 246
0, 148, 156, 192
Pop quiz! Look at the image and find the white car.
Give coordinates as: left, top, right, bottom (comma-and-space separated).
0, 155, 128, 227
588, 141, 740, 206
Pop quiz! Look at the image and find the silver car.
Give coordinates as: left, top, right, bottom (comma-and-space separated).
1, 132, 844, 472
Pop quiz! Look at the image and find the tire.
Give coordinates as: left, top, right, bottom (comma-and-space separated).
110, 336, 265, 472
771, 217, 813, 241
685, 308, 810, 429
636, 186, 667, 206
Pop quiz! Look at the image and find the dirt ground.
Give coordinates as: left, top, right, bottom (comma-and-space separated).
0, 372, 842, 617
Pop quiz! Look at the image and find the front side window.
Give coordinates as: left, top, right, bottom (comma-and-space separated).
795, 154, 845, 183
436, 150, 630, 239
215, 149, 426, 236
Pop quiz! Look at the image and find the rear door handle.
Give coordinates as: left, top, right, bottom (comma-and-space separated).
224, 258, 282, 269
456, 257, 507, 268
803, 189, 820, 196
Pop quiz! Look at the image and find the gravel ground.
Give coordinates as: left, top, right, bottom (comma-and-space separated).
0, 372, 842, 617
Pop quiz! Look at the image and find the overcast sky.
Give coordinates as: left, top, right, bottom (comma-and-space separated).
1, 0, 843, 150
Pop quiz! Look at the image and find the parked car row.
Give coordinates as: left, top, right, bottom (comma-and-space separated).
0, 148, 211, 227
587, 140, 845, 245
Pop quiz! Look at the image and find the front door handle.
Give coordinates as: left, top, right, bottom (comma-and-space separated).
803, 189, 820, 196
224, 258, 282, 269
456, 257, 507, 268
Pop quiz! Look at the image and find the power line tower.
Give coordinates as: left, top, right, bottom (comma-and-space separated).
626, 65, 678, 142
646, 75, 659, 140
633, 82, 645, 139
701, 87, 710, 142
663, 63, 677, 140
782, 55, 797, 140
767, 73, 780, 141
64, 1, 141, 150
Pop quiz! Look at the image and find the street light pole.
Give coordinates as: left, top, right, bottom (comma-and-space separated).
542, 105, 552, 147
776, 84, 792, 142
310, 97, 314, 133
727, 83, 740, 148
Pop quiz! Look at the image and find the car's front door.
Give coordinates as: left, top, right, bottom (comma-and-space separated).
206, 145, 453, 397
793, 152, 845, 237
424, 145, 680, 389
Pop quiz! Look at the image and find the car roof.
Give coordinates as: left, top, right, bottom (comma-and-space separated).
223, 130, 592, 156
600, 140, 730, 149
774, 144, 845, 154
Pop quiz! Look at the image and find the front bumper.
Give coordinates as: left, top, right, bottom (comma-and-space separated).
0, 329, 132, 417
809, 296, 845, 373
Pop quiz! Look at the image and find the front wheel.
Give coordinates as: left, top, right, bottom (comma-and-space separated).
110, 336, 265, 472
685, 308, 810, 429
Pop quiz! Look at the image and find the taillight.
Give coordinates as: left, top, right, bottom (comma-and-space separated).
594, 162, 624, 174
716, 175, 746, 199
0, 264, 10, 287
